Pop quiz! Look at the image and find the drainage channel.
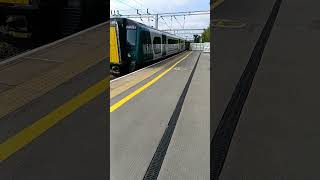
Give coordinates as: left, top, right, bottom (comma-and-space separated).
211, 0, 282, 179
143, 51, 202, 180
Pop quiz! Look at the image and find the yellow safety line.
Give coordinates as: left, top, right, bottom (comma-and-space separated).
110, 52, 192, 113
0, 51, 191, 161
213, 19, 246, 28
0, 78, 108, 162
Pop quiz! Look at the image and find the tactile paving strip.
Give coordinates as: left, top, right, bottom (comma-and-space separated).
0, 23, 108, 120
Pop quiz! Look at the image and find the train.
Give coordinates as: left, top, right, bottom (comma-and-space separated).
110, 17, 190, 75
0, 0, 108, 45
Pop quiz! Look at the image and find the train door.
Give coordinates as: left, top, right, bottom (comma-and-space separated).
141, 30, 153, 62
162, 34, 166, 57
126, 24, 137, 71
152, 35, 162, 60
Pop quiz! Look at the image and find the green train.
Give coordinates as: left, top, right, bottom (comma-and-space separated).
110, 17, 190, 75
0, 0, 107, 44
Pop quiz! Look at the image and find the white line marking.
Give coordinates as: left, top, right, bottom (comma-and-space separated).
24, 57, 64, 63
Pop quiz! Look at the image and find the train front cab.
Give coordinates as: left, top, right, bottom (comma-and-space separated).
110, 18, 139, 75
110, 18, 188, 75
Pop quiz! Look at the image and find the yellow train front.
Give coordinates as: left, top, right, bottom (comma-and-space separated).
110, 17, 189, 75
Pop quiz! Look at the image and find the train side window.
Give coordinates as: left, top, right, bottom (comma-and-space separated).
127, 29, 136, 46
153, 37, 161, 54
153, 37, 161, 44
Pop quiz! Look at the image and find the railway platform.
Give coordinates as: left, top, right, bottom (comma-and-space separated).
213, 0, 320, 179
0, 18, 210, 179
110, 50, 210, 180
0, 21, 108, 179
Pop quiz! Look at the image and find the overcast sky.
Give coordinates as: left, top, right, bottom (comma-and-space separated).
110, 0, 210, 39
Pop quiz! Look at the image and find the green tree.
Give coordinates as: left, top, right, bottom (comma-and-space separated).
201, 26, 210, 42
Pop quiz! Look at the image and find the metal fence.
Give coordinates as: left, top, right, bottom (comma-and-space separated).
190, 42, 210, 53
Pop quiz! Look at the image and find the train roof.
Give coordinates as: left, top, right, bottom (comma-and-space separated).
111, 17, 188, 41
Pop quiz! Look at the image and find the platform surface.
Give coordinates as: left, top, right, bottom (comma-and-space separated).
110, 51, 210, 180
0, 22, 108, 179
0, 22, 107, 119
213, 0, 320, 179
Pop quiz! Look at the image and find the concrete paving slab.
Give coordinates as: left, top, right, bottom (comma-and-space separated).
158, 53, 210, 180
0, 59, 107, 180
0, 58, 60, 85
0, 23, 107, 119
110, 51, 200, 180
212, 0, 275, 135
214, 0, 320, 179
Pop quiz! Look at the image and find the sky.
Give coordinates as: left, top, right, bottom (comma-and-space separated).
110, 0, 210, 40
